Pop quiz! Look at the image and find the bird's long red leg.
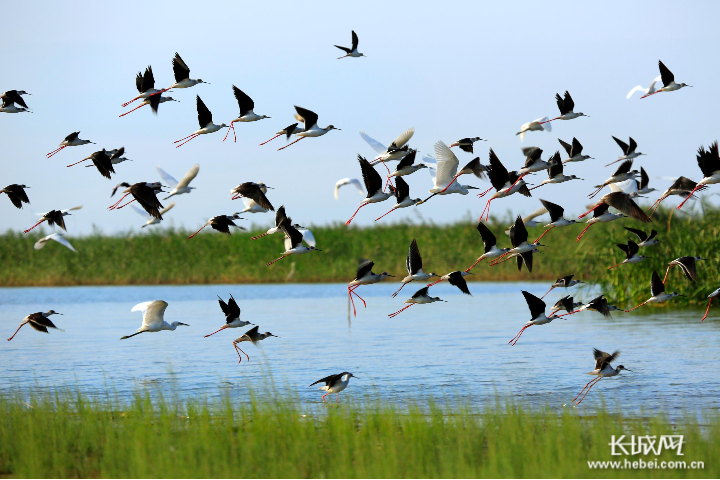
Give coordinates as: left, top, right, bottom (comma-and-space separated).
662, 265, 674, 284
46, 145, 66, 158
465, 256, 486, 272
251, 232, 271, 240
570, 378, 597, 402
509, 325, 531, 346
173, 133, 197, 143
234, 344, 249, 363
533, 227, 553, 243
576, 224, 593, 242
548, 309, 559, 317
322, 392, 330, 402
587, 187, 605, 199
187, 224, 209, 239
490, 251, 510, 265
427, 278, 443, 287
118, 103, 147, 117
115, 199, 136, 209
349, 286, 366, 308
701, 298, 714, 322
348, 286, 358, 317
277, 137, 304, 151
540, 286, 555, 299
259, 134, 282, 146
477, 187, 494, 198
640, 91, 662, 99
507, 173, 528, 191
553, 310, 580, 318
23, 219, 46, 233
175, 135, 199, 148
677, 184, 703, 210
66, 158, 90, 167
266, 255, 289, 266
479, 199, 492, 222
490, 254, 516, 266
6, 323, 27, 341
646, 198, 663, 218
121, 96, 141, 108
375, 207, 397, 221
392, 282, 408, 298
575, 378, 601, 405
539, 117, 561, 124
607, 262, 625, 270
204, 325, 228, 337
624, 300, 649, 312
108, 193, 130, 210
439, 173, 462, 193
388, 304, 414, 318
345, 203, 367, 225
223, 121, 236, 142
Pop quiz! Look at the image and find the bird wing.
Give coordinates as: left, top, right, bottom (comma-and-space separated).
131, 204, 152, 220
475, 222, 497, 252
334, 45, 351, 53
47, 233, 76, 252
628, 137, 638, 154
281, 223, 304, 249
358, 156, 383, 196
156, 166, 179, 188
433, 141, 459, 188
132, 300, 169, 328
677, 257, 698, 282
522, 206, 548, 222
626, 85, 645, 99
448, 272, 471, 295
173, 52, 191, 82
613, 160, 633, 176
395, 150, 417, 170
563, 91, 575, 112
64, 132, 80, 142
359, 131, 387, 154
61, 205, 83, 214
159, 202, 176, 216
650, 270, 664, 297
355, 260, 375, 280
294, 106, 318, 129
310, 373, 342, 387
521, 290, 546, 318
627, 240, 639, 258
237, 183, 274, 211
227, 295, 241, 318
334, 178, 364, 199
177, 164, 200, 188
593, 348, 619, 370
538, 199, 563, 222
623, 227, 647, 242
487, 149, 509, 191
196, 95, 213, 128
394, 176, 410, 201
603, 192, 649, 222
232, 85, 255, 116
558, 138, 572, 156
509, 215, 528, 247
299, 228, 316, 248
407, 238, 423, 274
612, 136, 630, 155
143, 66, 155, 92
640, 167, 650, 190
555, 92, 565, 114
351, 30, 359, 51
658, 60, 674, 86
411, 286, 430, 299
391, 127, 415, 149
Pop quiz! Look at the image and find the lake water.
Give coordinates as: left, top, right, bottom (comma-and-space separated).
1, 282, 718, 416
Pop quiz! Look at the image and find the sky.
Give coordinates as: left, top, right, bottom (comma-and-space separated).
2, 0, 720, 236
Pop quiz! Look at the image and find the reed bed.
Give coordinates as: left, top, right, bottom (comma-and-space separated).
0, 389, 716, 478
2, 205, 718, 308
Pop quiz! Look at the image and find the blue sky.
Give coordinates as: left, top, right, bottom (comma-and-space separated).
2, 0, 719, 235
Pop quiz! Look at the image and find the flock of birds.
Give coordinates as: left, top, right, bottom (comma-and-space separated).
1, 36, 715, 404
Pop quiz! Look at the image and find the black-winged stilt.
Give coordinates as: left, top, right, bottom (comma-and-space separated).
46, 132, 94, 158
335, 30, 365, 59
559, 137, 592, 163
7, 310, 63, 341
392, 239, 438, 298
465, 222, 510, 272
567, 349, 630, 406
624, 227, 660, 247
532, 199, 576, 243
266, 220, 320, 266
641, 60, 691, 98
663, 256, 704, 284
607, 240, 647, 269
509, 291, 575, 346
375, 177, 422, 221
1, 184, 30, 209
23, 206, 81, 233
224, 86, 271, 142
204, 294, 253, 337
347, 260, 394, 317
310, 372, 358, 402
625, 271, 682, 312
388, 286, 446, 318
278, 106, 339, 151
346, 156, 393, 225
173, 96, 228, 148
540, 275, 584, 299
541, 90, 588, 123
607, 136, 644, 167
108, 182, 165, 219
232, 326, 278, 363
449, 137, 485, 153
187, 214, 245, 239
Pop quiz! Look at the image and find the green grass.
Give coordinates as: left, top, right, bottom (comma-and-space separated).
2, 205, 719, 308
0, 389, 717, 478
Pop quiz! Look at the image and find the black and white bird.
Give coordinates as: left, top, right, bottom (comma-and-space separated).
636, 167, 656, 195
359, 128, 414, 165
608, 240, 648, 269
1, 184, 30, 209
388, 286, 446, 318
641, 60, 692, 98
625, 271, 682, 312
576, 203, 626, 242
509, 291, 575, 346
204, 294, 253, 337
577, 295, 619, 318
251, 206, 298, 240
568, 349, 630, 407
624, 227, 660, 247
580, 191, 650, 224
478, 149, 531, 221
230, 182, 274, 211
23, 206, 82, 233
588, 160, 640, 198
387, 150, 427, 180
490, 215, 544, 272
607, 136, 644, 166
543, 91, 588, 122
533, 199, 577, 243
678, 142, 720, 210
540, 275, 584, 299
701, 287, 720, 322
449, 137, 485, 153
347, 260, 394, 317
7, 310, 63, 341
259, 122, 302, 146
224, 86, 271, 142
392, 239, 438, 298
47, 132, 95, 158
518, 146, 551, 176
465, 222, 510, 271
559, 137, 592, 163
232, 325, 278, 363
375, 177, 422, 221
346, 156, 393, 225
0, 90, 31, 113
187, 214, 245, 239
67, 149, 115, 179
266, 220, 320, 266
174, 96, 228, 147
663, 256, 704, 284
278, 106, 340, 151
335, 30, 365, 58
529, 152, 583, 190
548, 295, 583, 317
310, 372, 358, 402
108, 182, 165, 219
120, 301, 189, 340
121, 66, 163, 107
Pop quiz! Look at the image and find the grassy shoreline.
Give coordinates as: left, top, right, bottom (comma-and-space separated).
2, 207, 718, 306
0, 389, 716, 478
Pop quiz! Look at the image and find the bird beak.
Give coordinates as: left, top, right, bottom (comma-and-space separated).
387, 274, 396, 277
466, 186, 479, 190
178, 322, 190, 326
466, 272, 475, 275
314, 248, 323, 252
624, 368, 633, 372
57, 313, 63, 315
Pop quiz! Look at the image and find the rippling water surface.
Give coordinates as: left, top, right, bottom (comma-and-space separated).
1, 282, 718, 415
